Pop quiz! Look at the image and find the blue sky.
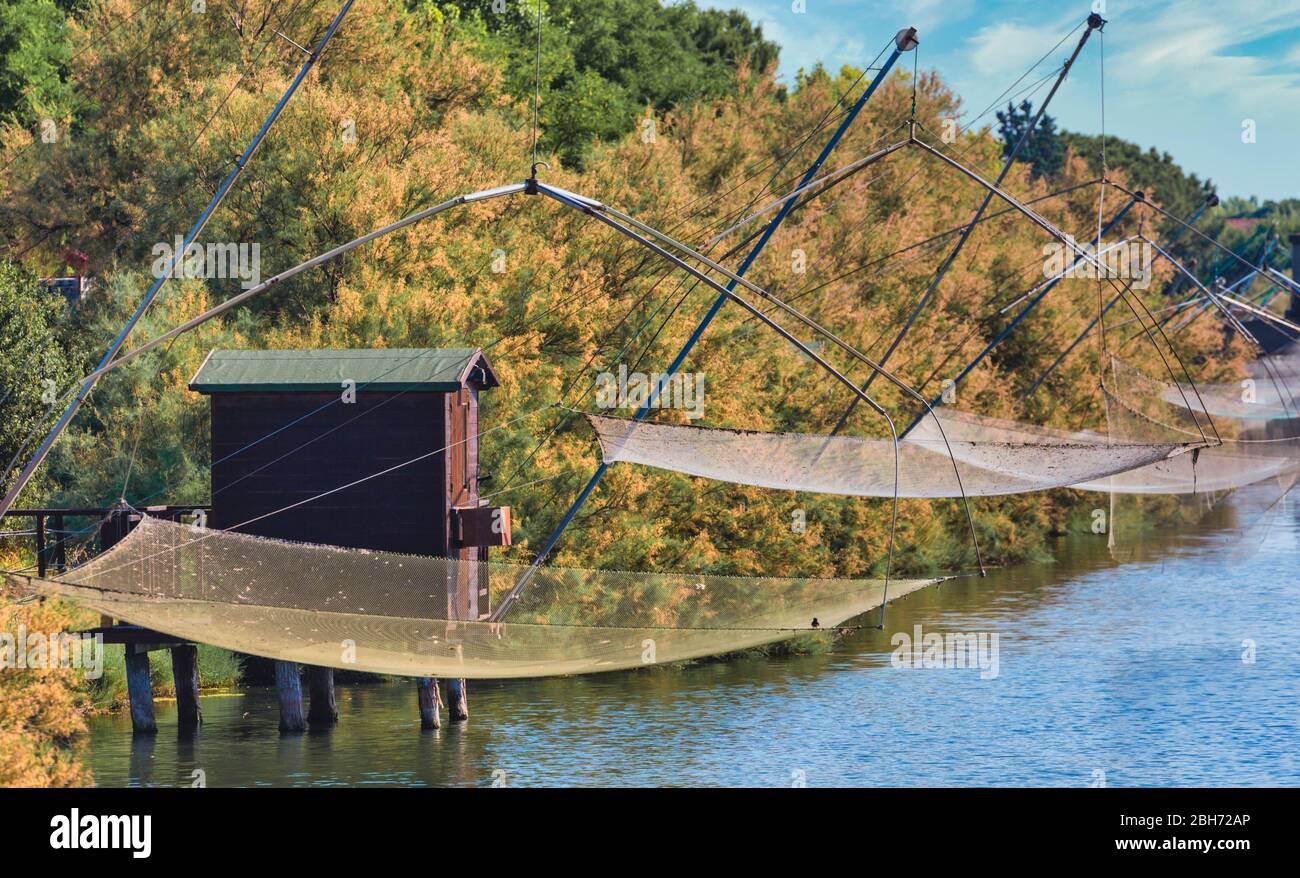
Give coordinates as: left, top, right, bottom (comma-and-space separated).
702, 0, 1300, 201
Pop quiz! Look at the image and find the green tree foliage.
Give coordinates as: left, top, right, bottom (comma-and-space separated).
1010, 109, 1291, 297
1060, 130, 1299, 295
1189, 196, 1300, 291
0, 259, 78, 506
1060, 130, 1214, 220
996, 99, 1064, 180
0, 0, 77, 125
437, 0, 779, 167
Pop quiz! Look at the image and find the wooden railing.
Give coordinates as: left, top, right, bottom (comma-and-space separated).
0, 505, 209, 577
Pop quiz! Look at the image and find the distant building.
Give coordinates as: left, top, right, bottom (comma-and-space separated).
1222, 217, 1257, 232
40, 275, 92, 305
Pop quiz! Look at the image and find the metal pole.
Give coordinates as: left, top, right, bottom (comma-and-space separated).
490, 29, 919, 622
495, 189, 905, 622
55, 185, 524, 392
1167, 234, 1273, 331
827, 14, 1104, 437
900, 195, 1137, 436
53, 512, 65, 573
588, 190, 986, 572
0, 0, 356, 519
1024, 196, 1211, 399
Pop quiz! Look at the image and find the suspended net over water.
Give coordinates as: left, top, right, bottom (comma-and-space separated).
1153, 345, 1300, 422
587, 351, 1300, 500
16, 516, 935, 679
588, 409, 1203, 499
1088, 356, 1300, 494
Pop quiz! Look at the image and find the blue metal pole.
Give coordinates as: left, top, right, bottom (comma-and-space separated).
1170, 234, 1274, 330
1143, 195, 1217, 329
491, 32, 917, 620
823, 14, 1106, 441
1024, 197, 1210, 400
901, 196, 1136, 436
0, 0, 356, 519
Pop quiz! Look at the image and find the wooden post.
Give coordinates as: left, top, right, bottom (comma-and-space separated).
446, 677, 468, 722
35, 514, 46, 578
52, 513, 66, 573
306, 666, 338, 726
124, 646, 157, 734
416, 677, 441, 729
170, 645, 202, 733
275, 660, 306, 733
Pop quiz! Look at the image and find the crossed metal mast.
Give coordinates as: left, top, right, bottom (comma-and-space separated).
489, 27, 922, 621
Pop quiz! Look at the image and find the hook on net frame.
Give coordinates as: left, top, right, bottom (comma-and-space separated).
526, 161, 551, 195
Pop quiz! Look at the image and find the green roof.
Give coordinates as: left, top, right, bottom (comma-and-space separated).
188, 348, 498, 393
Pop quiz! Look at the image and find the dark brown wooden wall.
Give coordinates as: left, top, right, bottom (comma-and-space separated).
209, 391, 446, 555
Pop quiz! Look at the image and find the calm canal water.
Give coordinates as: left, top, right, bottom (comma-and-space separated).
88, 487, 1300, 787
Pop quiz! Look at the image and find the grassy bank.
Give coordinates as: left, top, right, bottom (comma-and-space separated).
87, 643, 244, 712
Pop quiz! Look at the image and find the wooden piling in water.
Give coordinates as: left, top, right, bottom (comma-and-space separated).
124, 646, 156, 734
307, 666, 338, 726
170, 645, 202, 733
275, 660, 306, 733
446, 677, 468, 722
416, 677, 441, 729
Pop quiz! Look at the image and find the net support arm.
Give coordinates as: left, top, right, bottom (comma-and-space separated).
1105, 181, 1298, 296
1214, 294, 1300, 336
886, 141, 1219, 438
0, 0, 357, 518
826, 13, 1105, 439
703, 137, 913, 249
496, 187, 904, 625
907, 138, 1124, 275
900, 195, 1138, 436
585, 190, 985, 574
488, 30, 918, 623
50, 184, 526, 392
1141, 239, 1300, 419
1141, 236, 1259, 344
1169, 236, 1277, 330
1026, 196, 1214, 398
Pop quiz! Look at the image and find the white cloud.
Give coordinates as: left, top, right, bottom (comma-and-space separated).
1108, 0, 1300, 108
965, 17, 1079, 78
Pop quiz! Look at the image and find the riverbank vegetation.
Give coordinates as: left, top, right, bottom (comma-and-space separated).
0, 579, 90, 786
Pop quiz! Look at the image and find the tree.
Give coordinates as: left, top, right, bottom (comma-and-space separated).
438, 0, 779, 167
0, 0, 1235, 576
0, 0, 78, 125
1060, 130, 1213, 219
0, 258, 78, 506
996, 99, 1064, 180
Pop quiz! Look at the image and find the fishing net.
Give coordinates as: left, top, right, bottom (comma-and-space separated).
1098, 355, 1300, 560
16, 516, 936, 679
1086, 357, 1300, 494
906, 400, 1298, 495
587, 411, 1201, 498
1143, 344, 1300, 421
1158, 382, 1297, 421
